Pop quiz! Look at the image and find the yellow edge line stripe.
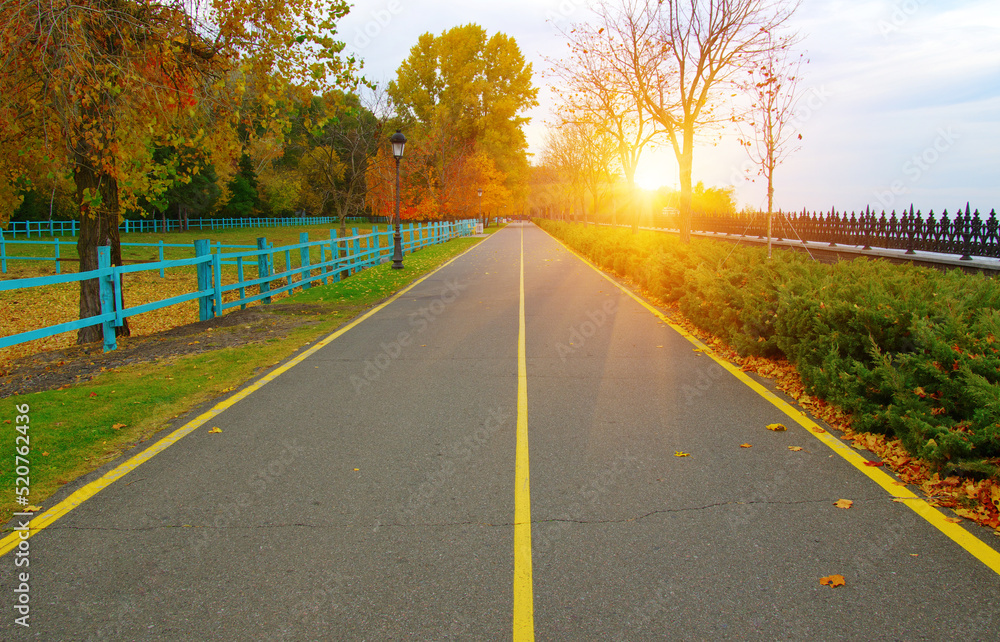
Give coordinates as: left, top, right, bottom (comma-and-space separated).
543, 228, 1000, 577
0, 238, 487, 558
513, 225, 535, 640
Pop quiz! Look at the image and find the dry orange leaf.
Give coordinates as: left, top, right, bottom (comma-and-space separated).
819, 574, 846, 588
112, 423, 125, 430
812, 428, 827, 433
864, 461, 885, 467
944, 517, 962, 524
833, 499, 853, 509
674, 451, 690, 457
740, 443, 753, 448
788, 446, 803, 452
766, 423, 787, 432
25, 505, 42, 512
208, 427, 223, 434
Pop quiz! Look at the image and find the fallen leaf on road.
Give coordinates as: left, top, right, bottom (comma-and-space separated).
834, 499, 853, 509
819, 574, 846, 588
864, 461, 885, 467
208, 427, 223, 434
812, 428, 827, 433
740, 443, 753, 448
353, 468, 360, 471
674, 451, 690, 458
944, 517, 962, 523
25, 505, 42, 512
910, 553, 919, 557
766, 423, 787, 431
788, 446, 803, 451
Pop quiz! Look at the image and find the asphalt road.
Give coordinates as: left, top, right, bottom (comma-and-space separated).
3, 222, 1000, 640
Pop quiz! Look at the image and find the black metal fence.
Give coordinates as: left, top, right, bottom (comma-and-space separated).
677, 205, 1000, 261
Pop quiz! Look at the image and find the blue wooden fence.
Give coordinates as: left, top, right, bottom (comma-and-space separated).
0, 215, 384, 238
0, 220, 476, 353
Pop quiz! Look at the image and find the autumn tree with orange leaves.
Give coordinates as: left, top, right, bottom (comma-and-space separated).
378, 24, 536, 221
0, 0, 360, 343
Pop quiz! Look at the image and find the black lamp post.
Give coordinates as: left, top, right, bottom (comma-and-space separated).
390, 129, 406, 269
477, 188, 483, 230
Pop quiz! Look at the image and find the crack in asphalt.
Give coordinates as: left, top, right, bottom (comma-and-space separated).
36, 497, 882, 532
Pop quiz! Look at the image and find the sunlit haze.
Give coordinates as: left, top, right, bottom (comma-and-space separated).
338, 0, 1000, 214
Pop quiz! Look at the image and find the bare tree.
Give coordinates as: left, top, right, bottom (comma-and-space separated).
549, 15, 665, 232
599, 0, 798, 242
540, 128, 586, 221
737, 33, 804, 257
542, 119, 617, 223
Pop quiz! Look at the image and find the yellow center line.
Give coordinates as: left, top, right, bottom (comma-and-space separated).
543, 228, 1000, 578
513, 224, 535, 640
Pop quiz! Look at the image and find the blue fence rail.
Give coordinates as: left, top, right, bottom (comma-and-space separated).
0, 215, 385, 239
0, 237, 256, 275
0, 220, 476, 353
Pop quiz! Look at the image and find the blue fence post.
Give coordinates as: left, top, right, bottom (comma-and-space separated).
157, 241, 165, 277
1, 229, 6, 274
213, 252, 223, 317
372, 226, 381, 265
319, 243, 327, 286
237, 256, 247, 309
299, 232, 311, 290
331, 229, 343, 282
98, 246, 117, 353
54, 238, 61, 274
351, 227, 361, 274
256, 237, 272, 304
194, 239, 213, 321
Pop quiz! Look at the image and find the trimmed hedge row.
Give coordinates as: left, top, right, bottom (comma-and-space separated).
539, 220, 1000, 477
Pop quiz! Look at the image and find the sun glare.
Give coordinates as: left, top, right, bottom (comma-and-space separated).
633, 154, 675, 191
634, 169, 666, 191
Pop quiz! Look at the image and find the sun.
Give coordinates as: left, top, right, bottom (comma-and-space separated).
632, 153, 675, 191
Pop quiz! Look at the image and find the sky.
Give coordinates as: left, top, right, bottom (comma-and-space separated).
336, 0, 1000, 215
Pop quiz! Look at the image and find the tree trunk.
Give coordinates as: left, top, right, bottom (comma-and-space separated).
75, 163, 130, 344
678, 125, 694, 244
767, 165, 775, 259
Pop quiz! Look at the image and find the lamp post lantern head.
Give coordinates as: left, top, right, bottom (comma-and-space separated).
390, 129, 406, 159
477, 188, 483, 198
